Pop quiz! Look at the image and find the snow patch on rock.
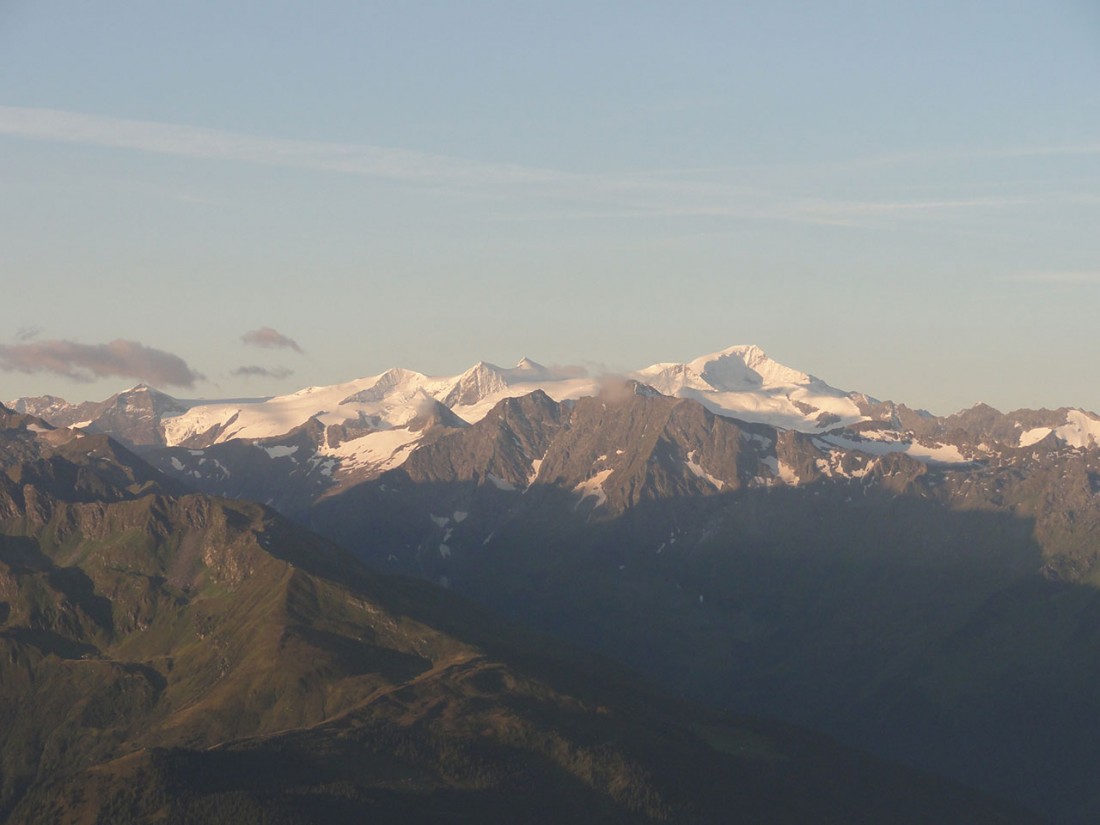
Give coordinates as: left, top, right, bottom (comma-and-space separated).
261, 445, 299, 459
685, 450, 725, 490
573, 468, 613, 508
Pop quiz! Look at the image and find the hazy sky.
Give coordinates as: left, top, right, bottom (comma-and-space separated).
1, 1, 1098, 415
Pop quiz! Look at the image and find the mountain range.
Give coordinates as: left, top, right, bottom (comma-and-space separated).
0, 398, 1032, 823
13, 344, 1098, 508
9, 343, 1100, 821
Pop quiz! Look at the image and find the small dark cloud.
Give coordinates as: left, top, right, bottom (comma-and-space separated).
241, 327, 303, 353
231, 365, 293, 379
15, 326, 40, 341
0, 339, 204, 387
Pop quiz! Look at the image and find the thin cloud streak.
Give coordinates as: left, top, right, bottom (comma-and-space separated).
0, 339, 204, 387
584, 141, 1100, 180
0, 105, 1089, 229
847, 143, 1100, 170
231, 364, 294, 379
486, 195, 1039, 227
1012, 271, 1100, 284
0, 106, 559, 187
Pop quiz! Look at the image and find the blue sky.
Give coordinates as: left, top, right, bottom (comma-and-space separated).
1, 1, 1098, 414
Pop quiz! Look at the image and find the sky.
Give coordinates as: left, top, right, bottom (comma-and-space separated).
1, 0, 1098, 415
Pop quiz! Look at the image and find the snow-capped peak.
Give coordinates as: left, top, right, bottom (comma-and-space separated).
1018, 409, 1100, 449
636, 344, 804, 394
686, 344, 813, 391
110, 384, 189, 414
441, 361, 511, 408
340, 368, 430, 405
119, 383, 176, 399
634, 344, 862, 431
153, 344, 870, 451
514, 356, 542, 371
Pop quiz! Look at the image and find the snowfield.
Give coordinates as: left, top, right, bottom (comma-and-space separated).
161, 345, 870, 457
136, 345, 1097, 484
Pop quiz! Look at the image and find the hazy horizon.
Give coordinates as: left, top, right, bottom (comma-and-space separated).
2, 1, 1098, 415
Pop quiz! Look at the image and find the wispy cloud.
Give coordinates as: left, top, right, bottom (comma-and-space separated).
0, 105, 1091, 228
845, 144, 1100, 170
0, 339, 204, 387
241, 327, 303, 353
576, 141, 1100, 183
0, 105, 559, 188
1012, 270, 1100, 284
502, 360, 588, 381
14, 326, 40, 341
231, 364, 293, 379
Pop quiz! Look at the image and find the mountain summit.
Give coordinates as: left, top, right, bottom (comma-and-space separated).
636, 344, 861, 430
11, 343, 1100, 504
7, 344, 860, 452
639, 344, 813, 393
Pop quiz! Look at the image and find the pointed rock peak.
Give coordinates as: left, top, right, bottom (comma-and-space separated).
443, 361, 510, 408
484, 388, 564, 425
112, 383, 147, 398
514, 356, 544, 371
407, 397, 470, 432
117, 383, 176, 400
457, 359, 510, 386
465, 360, 506, 377
595, 375, 666, 403
129, 384, 178, 399
953, 402, 1006, 423
105, 385, 186, 418
379, 367, 422, 382
502, 357, 575, 384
